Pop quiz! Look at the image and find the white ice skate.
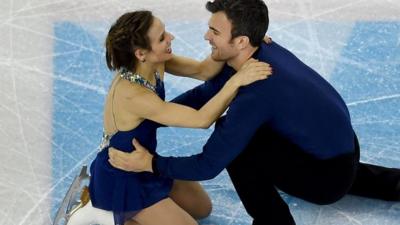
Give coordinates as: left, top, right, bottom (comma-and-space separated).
53, 165, 90, 225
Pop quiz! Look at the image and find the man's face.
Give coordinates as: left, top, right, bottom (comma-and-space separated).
204, 11, 238, 62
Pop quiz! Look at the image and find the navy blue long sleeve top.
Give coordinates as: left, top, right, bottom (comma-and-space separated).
155, 42, 355, 181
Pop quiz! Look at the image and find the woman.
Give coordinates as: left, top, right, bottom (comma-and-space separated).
65, 10, 272, 225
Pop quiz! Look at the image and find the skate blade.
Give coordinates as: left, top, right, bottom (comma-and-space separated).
53, 165, 90, 225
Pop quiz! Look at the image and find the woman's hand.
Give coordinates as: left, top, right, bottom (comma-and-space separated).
264, 35, 272, 44
230, 59, 273, 87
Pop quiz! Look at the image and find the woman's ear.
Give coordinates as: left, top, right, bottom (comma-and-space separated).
134, 48, 147, 62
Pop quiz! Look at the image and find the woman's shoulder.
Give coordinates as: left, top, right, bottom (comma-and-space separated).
116, 77, 154, 100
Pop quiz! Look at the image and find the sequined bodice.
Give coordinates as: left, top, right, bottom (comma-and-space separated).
99, 68, 164, 154
119, 67, 160, 93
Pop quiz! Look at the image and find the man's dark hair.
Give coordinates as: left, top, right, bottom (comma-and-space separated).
206, 0, 269, 47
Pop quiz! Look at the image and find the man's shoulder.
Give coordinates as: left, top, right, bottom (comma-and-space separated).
258, 42, 291, 59
258, 42, 310, 74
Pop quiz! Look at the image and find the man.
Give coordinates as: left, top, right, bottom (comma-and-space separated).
109, 0, 400, 224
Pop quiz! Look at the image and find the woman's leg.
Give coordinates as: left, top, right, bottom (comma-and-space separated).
169, 180, 212, 219
129, 198, 198, 225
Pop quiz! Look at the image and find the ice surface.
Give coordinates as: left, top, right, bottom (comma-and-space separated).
0, 1, 399, 224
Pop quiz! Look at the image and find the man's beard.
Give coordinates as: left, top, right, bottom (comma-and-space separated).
211, 49, 230, 62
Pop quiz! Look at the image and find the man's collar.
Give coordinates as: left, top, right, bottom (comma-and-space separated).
251, 45, 261, 60
224, 43, 266, 74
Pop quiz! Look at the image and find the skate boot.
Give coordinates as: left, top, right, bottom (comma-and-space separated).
53, 165, 90, 225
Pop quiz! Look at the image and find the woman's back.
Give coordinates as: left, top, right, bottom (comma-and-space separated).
103, 67, 163, 135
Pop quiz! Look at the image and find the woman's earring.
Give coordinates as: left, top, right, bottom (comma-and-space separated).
141, 58, 146, 63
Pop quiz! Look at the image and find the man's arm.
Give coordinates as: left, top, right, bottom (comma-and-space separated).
109, 89, 269, 180
154, 91, 267, 180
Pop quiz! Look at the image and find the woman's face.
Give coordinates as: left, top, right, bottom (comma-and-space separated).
145, 16, 174, 64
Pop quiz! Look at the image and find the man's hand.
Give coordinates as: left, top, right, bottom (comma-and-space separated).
264, 35, 272, 44
108, 139, 154, 173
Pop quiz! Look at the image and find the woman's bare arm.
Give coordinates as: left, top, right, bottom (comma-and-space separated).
165, 55, 224, 81
125, 59, 272, 128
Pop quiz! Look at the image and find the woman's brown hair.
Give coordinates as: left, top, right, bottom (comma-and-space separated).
105, 11, 154, 71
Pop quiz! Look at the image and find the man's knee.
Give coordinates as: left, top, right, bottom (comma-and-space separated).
306, 193, 343, 205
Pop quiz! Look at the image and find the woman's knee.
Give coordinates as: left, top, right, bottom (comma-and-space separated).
193, 198, 212, 219
170, 180, 212, 219
133, 198, 199, 225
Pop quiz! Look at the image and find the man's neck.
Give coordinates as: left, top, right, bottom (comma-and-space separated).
227, 46, 259, 71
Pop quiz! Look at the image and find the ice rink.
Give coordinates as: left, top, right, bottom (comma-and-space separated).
0, 0, 400, 224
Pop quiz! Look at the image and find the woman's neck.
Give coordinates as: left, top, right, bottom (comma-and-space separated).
134, 63, 160, 83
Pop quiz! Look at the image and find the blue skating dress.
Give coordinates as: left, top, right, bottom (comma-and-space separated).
89, 70, 173, 224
